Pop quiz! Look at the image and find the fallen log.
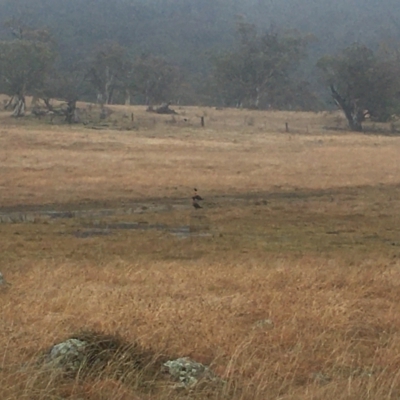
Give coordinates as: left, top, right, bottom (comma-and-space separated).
146, 102, 177, 115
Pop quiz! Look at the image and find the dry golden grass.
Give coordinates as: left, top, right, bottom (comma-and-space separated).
0, 103, 399, 207
1, 104, 400, 399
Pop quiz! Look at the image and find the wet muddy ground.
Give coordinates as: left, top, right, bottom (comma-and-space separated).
71, 223, 212, 239
1, 185, 400, 250
0, 186, 354, 223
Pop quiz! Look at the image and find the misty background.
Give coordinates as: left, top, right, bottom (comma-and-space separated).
0, 0, 399, 112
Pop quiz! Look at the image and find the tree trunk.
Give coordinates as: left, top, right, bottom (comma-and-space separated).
330, 85, 363, 132
65, 100, 77, 124
43, 98, 54, 112
124, 89, 131, 105
253, 87, 261, 109
107, 87, 114, 105
4, 96, 16, 110
12, 95, 26, 117
97, 93, 104, 105
104, 66, 115, 105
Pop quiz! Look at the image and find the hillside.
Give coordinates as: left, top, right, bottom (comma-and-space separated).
0, 0, 399, 106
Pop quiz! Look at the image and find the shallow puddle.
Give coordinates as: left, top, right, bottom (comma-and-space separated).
73, 223, 211, 239
0, 204, 177, 223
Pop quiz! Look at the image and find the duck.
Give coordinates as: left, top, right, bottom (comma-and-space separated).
193, 188, 203, 201
192, 197, 202, 209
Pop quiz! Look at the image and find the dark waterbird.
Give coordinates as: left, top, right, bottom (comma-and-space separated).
193, 188, 203, 201
192, 197, 202, 209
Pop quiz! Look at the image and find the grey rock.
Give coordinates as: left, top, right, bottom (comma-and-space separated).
163, 357, 220, 388
253, 319, 274, 330
0, 272, 10, 287
47, 339, 87, 372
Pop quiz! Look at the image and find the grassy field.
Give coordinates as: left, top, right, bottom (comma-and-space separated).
1, 104, 400, 399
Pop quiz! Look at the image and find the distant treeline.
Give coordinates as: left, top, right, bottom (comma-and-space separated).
0, 0, 399, 129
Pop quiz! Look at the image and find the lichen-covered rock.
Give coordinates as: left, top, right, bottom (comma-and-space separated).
253, 318, 274, 330
163, 357, 220, 388
47, 339, 87, 372
0, 272, 10, 287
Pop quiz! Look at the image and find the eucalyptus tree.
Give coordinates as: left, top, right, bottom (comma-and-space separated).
318, 44, 400, 131
212, 21, 310, 109
0, 24, 55, 116
87, 41, 132, 105
131, 54, 180, 105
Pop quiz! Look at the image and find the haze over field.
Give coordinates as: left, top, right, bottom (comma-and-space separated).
0, 0, 399, 111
